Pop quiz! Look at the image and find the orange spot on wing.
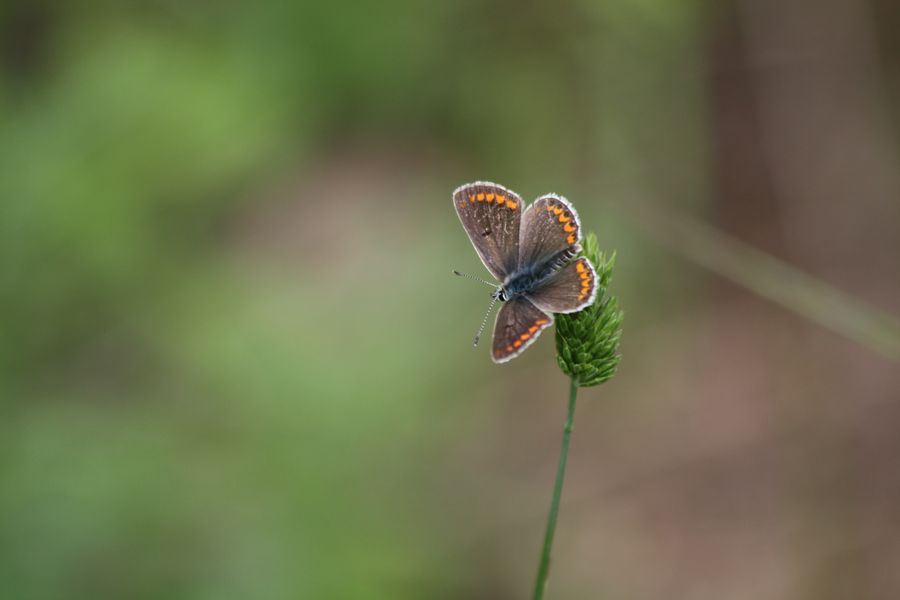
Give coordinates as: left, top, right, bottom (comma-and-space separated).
506, 200, 517, 209
469, 194, 475, 202
567, 234, 576, 244
495, 194, 505, 204
506, 345, 514, 352
580, 275, 592, 299
563, 223, 576, 233
528, 325, 538, 333
486, 193, 495, 202
477, 193, 485, 201
514, 340, 523, 348
576, 262, 585, 273
552, 206, 563, 215
559, 214, 571, 223
520, 333, 531, 341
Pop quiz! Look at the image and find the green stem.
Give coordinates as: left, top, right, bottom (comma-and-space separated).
532, 378, 578, 600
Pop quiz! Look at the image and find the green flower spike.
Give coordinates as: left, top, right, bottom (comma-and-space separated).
555, 232, 623, 386
532, 231, 622, 600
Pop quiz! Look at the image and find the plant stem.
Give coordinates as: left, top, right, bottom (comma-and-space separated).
532, 378, 578, 600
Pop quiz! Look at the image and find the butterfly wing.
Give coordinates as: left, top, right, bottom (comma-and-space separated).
453, 181, 523, 280
525, 257, 597, 314
491, 297, 553, 363
518, 194, 582, 271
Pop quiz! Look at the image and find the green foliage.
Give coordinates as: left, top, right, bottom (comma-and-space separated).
0, 2, 710, 596
555, 233, 623, 387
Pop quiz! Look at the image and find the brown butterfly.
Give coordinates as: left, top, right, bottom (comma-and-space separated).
453, 181, 597, 363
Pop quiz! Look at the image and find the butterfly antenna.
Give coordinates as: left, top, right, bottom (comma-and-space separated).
452, 270, 498, 288
472, 293, 500, 347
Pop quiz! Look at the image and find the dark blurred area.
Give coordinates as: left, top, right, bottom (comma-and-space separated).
2, 1, 899, 598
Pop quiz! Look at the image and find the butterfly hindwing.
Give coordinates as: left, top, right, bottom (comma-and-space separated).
453, 181, 523, 280
491, 297, 553, 363
526, 257, 597, 314
518, 194, 581, 271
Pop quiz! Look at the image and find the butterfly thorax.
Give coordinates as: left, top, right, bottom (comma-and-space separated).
498, 247, 578, 302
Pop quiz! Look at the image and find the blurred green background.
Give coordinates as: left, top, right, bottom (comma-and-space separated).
2, 1, 900, 599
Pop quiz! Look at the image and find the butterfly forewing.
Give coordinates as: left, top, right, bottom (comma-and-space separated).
491, 298, 553, 363
526, 257, 597, 314
518, 194, 581, 271
453, 182, 523, 280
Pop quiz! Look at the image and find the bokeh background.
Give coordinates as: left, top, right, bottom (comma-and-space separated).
2, 1, 900, 598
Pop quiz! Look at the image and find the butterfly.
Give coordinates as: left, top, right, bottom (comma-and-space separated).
453, 181, 597, 363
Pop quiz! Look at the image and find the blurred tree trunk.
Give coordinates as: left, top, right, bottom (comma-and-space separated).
707, 2, 900, 599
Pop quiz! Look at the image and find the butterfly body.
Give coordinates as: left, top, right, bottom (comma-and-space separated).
453, 181, 598, 363
498, 250, 571, 302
